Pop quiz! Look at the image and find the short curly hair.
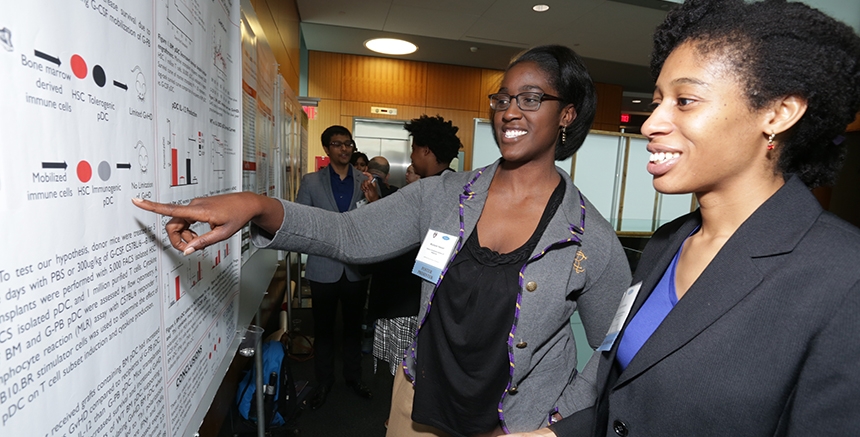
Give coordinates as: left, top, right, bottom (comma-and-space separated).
651, 0, 860, 187
503, 45, 597, 161
404, 115, 462, 164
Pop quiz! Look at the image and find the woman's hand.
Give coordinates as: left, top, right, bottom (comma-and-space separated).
361, 179, 380, 202
132, 192, 284, 254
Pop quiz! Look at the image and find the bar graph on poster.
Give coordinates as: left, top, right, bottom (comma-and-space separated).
0, 0, 242, 436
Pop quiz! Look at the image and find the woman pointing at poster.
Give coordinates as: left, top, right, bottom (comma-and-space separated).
134, 44, 632, 435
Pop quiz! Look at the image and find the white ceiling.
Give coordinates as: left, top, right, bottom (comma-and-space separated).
296, 0, 860, 108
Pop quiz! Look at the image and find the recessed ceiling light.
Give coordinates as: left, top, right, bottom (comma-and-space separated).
364, 38, 417, 55
533, 4, 550, 12
631, 99, 642, 104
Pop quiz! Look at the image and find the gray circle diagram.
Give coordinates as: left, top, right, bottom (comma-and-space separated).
98, 161, 111, 181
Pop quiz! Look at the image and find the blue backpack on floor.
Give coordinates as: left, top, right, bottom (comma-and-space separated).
235, 340, 299, 428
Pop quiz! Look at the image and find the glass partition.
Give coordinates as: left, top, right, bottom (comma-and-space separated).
572, 130, 695, 234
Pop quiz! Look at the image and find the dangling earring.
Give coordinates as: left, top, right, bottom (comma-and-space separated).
560, 126, 567, 144
767, 132, 776, 150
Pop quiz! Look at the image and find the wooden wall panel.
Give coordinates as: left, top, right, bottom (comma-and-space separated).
308, 51, 343, 100
304, 52, 624, 172
341, 55, 427, 106
479, 69, 504, 119
593, 82, 622, 132
258, 0, 301, 91
306, 98, 343, 172
426, 64, 483, 112
341, 101, 427, 122
250, 0, 300, 92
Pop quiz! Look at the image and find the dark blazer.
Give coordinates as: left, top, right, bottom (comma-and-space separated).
295, 164, 368, 283
554, 175, 860, 437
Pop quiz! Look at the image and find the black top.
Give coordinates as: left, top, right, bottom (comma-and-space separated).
380, 182, 398, 197
412, 178, 566, 436
365, 179, 414, 319
365, 246, 421, 320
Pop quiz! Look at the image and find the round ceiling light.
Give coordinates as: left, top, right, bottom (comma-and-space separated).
533, 4, 550, 12
364, 38, 418, 55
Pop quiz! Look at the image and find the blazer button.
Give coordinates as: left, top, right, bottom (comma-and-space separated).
525, 281, 537, 292
613, 420, 628, 437
508, 385, 519, 395
515, 341, 527, 349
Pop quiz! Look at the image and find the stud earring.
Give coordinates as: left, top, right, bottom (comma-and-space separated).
767, 132, 776, 150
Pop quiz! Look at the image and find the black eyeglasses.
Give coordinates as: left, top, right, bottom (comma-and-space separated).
488, 92, 561, 111
327, 140, 355, 149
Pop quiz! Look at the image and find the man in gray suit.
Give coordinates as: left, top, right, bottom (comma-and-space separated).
298, 125, 372, 409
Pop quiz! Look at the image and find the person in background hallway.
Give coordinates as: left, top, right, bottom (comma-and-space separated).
359, 116, 460, 378
351, 151, 369, 175
365, 156, 399, 199
361, 153, 421, 376
359, 119, 459, 428
405, 164, 420, 185
133, 45, 632, 435
362, 116, 460, 202
511, 0, 860, 436
296, 125, 372, 409
407, 114, 461, 178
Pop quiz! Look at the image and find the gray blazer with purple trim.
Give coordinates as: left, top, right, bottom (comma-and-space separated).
251, 159, 631, 433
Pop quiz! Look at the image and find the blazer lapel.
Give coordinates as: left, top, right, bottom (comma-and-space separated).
349, 165, 365, 209
319, 165, 338, 211
613, 176, 820, 387
616, 240, 762, 386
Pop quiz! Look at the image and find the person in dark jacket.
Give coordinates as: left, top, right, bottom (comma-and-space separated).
512, 1, 860, 436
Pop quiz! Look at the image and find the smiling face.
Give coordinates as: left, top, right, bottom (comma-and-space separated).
492, 61, 574, 166
642, 42, 776, 199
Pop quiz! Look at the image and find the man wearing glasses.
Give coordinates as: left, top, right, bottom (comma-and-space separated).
298, 125, 373, 409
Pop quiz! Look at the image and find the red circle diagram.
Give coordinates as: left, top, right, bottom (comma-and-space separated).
71, 55, 87, 79
77, 161, 92, 183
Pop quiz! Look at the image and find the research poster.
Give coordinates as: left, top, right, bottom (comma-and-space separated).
0, 0, 242, 436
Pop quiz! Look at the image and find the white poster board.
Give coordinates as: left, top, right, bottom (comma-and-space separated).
0, 0, 243, 435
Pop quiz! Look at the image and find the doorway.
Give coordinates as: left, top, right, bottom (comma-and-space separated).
353, 118, 411, 188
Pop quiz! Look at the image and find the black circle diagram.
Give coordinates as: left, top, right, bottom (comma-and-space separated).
93, 65, 106, 87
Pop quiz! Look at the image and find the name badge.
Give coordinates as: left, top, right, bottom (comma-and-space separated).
411, 229, 458, 284
597, 282, 642, 352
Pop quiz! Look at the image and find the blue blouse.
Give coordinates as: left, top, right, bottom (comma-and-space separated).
615, 239, 686, 370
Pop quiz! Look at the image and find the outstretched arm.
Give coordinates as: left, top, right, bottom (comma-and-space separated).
132, 192, 284, 254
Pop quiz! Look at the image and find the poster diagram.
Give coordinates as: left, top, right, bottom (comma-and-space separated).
211, 134, 235, 180
162, 118, 203, 187
0, 1, 242, 436
165, 0, 203, 48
